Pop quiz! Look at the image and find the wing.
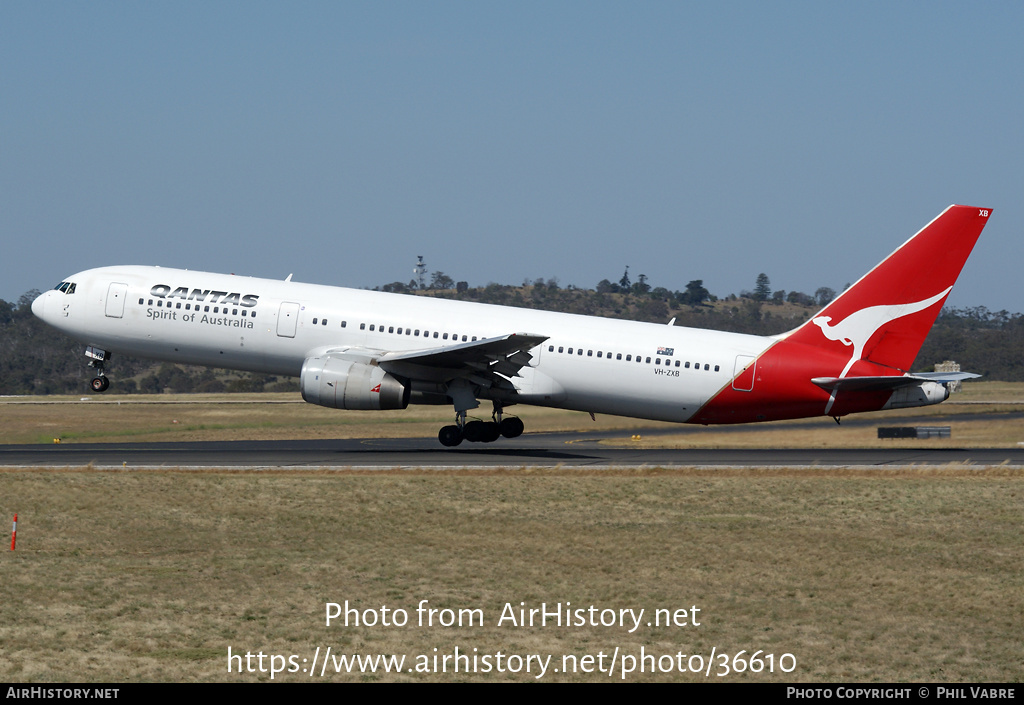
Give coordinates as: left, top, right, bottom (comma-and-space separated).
320, 332, 548, 392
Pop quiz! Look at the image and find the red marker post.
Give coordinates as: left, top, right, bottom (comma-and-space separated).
10, 514, 16, 551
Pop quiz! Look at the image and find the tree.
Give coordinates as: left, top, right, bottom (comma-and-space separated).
680, 280, 710, 306
430, 271, 454, 290
619, 266, 631, 290
788, 290, 815, 306
754, 273, 771, 301
632, 273, 650, 295
815, 287, 836, 307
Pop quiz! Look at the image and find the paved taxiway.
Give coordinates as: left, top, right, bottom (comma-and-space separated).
3, 428, 1023, 469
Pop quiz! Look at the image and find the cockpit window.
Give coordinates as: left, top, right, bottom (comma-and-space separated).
53, 281, 77, 294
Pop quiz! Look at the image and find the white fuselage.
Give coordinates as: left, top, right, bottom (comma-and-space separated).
32, 265, 775, 423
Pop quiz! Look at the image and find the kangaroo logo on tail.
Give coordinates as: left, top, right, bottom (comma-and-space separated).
812, 287, 951, 379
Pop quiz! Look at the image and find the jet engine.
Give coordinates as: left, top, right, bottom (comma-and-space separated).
301, 356, 409, 410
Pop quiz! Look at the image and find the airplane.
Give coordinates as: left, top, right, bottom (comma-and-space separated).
31, 204, 991, 446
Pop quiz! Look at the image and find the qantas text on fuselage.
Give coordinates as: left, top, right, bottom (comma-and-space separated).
31, 205, 991, 446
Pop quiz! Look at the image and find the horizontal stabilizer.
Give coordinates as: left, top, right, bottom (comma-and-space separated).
811, 372, 979, 392
911, 371, 982, 383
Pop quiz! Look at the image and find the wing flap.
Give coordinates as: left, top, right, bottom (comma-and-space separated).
375, 333, 549, 392
379, 332, 547, 369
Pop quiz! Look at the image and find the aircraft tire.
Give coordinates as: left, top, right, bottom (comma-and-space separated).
91, 377, 109, 392
463, 420, 485, 443
500, 417, 524, 438
438, 425, 463, 447
481, 422, 502, 443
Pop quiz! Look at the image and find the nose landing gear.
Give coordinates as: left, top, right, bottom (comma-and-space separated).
85, 346, 111, 393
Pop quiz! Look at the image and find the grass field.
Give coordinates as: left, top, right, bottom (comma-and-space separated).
2, 381, 1024, 447
0, 383, 1021, 682
1, 467, 1021, 682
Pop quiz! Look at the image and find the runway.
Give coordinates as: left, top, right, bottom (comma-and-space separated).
3, 428, 1024, 469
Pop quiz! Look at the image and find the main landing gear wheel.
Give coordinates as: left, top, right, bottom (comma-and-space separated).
90, 376, 110, 392
499, 416, 524, 439
463, 420, 501, 443
438, 425, 464, 447
436, 396, 527, 447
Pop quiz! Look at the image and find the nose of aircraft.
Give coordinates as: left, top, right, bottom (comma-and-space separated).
31, 290, 48, 319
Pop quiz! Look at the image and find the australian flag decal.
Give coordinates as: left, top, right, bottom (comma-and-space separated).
657, 347, 674, 356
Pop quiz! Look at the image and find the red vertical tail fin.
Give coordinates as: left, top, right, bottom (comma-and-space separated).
693, 205, 992, 425
784, 205, 992, 375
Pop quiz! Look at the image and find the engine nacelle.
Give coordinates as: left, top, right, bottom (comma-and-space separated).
881, 381, 949, 410
301, 357, 410, 410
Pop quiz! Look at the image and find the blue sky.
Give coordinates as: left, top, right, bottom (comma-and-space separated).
3, 2, 1022, 312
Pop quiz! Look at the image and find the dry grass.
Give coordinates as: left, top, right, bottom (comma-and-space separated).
0, 393, 673, 445
1, 383, 1021, 682
2, 381, 1022, 447
0, 467, 1021, 682
614, 414, 1024, 449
